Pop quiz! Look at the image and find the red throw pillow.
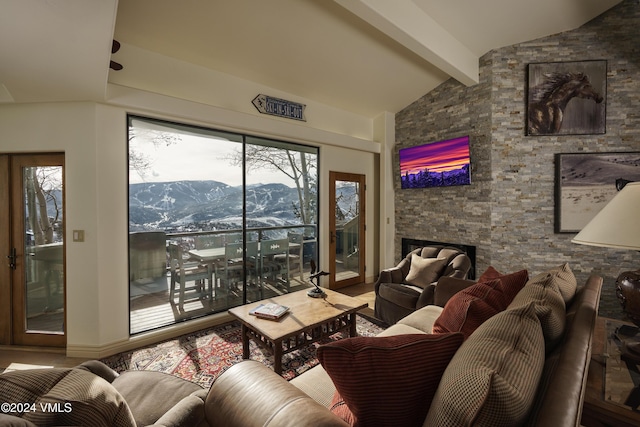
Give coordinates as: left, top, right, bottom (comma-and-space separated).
478, 266, 529, 307
318, 333, 464, 427
432, 279, 504, 339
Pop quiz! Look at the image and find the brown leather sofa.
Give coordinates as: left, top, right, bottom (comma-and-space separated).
1, 269, 602, 427
374, 245, 472, 325
204, 271, 602, 427
0, 359, 209, 427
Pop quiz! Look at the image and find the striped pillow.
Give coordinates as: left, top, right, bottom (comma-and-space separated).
318, 333, 464, 427
425, 302, 545, 427
0, 368, 136, 427
528, 263, 577, 304
508, 272, 566, 351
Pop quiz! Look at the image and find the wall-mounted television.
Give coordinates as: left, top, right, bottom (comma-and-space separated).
399, 135, 471, 189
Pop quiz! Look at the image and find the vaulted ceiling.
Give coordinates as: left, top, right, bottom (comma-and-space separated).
0, 0, 621, 117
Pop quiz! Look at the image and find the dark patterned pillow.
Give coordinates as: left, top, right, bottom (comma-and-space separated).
318, 333, 463, 427
432, 279, 504, 339
329, 391, 357, 426
478, 266, 529, 306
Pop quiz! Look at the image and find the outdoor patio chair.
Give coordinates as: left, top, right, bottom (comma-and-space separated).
168, 242, 212, 311
224, 233, 243, 244
214, 242, 243, 303
273, 232, 304, 281
212, 241, 263, 303
245, 240, 263, 301
260, 238, 290, 292
194, 234, 225, 250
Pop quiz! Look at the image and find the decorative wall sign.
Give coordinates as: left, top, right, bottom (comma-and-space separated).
527, 60, 606, 135
555, 152, 640, 233
252, 94, 306, 121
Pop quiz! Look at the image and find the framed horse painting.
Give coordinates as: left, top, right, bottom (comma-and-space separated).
527, 60, 607, 136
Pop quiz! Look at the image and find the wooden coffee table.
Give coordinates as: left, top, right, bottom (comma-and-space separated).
228, 288, 368, 375
582, 317, 640, 427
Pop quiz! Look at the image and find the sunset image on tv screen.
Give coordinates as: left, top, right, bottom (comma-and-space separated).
400, 136, 471, 188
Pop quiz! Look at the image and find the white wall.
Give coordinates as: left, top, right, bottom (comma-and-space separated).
0, 103, 104, 350
109, 44, 375, 141
319, 145, 378, 284
0, 87, 390, 357
374, 112, 396, 269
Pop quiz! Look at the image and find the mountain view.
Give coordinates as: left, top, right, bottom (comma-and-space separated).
401, 164, 471, 189
129, 180, 303, 232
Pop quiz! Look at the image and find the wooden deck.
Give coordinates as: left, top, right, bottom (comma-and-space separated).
27, 269, 363, 335
129, 275, 311, 334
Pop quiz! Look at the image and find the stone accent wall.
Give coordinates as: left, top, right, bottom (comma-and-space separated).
395, 0, 640, 320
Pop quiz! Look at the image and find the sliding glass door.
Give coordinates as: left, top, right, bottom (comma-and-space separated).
244, 136, 318, 303
128, 116, 318, 334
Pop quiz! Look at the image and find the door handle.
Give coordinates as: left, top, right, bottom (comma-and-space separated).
330, 231, 335, 244
7, 247, 16, 270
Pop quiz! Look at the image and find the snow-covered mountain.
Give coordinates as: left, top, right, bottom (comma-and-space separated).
129, 180, 301, 231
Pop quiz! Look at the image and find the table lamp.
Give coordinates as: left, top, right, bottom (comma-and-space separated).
572, 181, 640, 362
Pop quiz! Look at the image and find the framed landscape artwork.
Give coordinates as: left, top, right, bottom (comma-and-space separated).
555, 152, 640, 233
527, 60, 607, 136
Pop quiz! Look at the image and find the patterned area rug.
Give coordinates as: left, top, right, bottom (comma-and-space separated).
101, 314, 385, 387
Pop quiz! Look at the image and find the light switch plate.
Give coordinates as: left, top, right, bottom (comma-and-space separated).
73, 230, 85, 242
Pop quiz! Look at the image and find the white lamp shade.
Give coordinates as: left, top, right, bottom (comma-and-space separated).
572, 182, 640, 250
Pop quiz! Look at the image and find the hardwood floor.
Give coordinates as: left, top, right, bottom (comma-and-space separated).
0, 346, 88, 372
333, 281, 376, 319
0, 281, 376, 372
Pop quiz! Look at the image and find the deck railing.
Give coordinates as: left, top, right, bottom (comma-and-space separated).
129, 225, 318, 280
166, 224, 317, 244
128, 225, 318, 334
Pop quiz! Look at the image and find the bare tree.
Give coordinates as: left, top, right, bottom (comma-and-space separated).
128, 126, 181, 181
26, 167, 61, 245
228, 145, 317, 225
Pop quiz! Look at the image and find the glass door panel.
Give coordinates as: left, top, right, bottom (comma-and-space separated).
329, 172, 365, 289
24, 165, 65, 332
128, 116, 244, 333
10, 154, 65, 347
244, 137, 319, 302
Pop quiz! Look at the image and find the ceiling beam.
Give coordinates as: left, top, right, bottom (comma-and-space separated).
334, 0, 479, 86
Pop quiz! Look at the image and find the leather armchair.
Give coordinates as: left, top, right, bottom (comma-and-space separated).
374, 246, 471, 325
0, 360, 209, 427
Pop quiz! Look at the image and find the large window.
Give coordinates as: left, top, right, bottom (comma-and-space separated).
128, 116, 318, 334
